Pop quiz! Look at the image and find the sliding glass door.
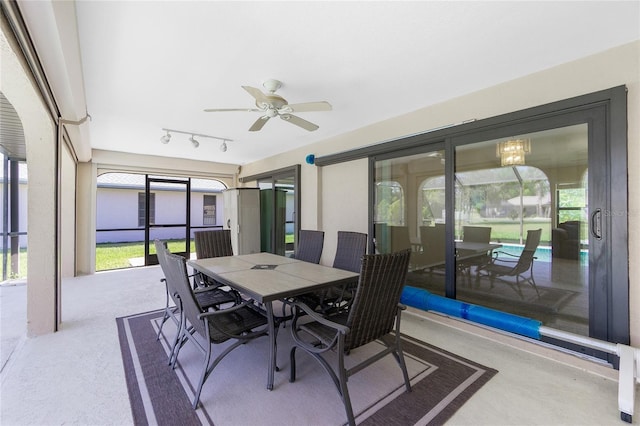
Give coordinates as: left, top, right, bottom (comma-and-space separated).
247, 165, 300, 257
453, 125, 589, 337
370, 87, 628, 359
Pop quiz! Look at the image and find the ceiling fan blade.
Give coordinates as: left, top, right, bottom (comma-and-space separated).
249, 116, 270, 132
280, 114, 319, 131
203, 108, 261, 112
242, 86, 269, 105
284, 101, 332, 113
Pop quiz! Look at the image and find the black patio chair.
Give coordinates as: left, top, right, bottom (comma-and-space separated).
478, 228, 542, 297
332, 231, 368, 273
289, 249, 412, 426
294, 230, 324, 264
154, 240, 238, 362
193, 229, 234, 288
457, 225, 493, 278
160, 247, 269, 409
296, 231, 367, 314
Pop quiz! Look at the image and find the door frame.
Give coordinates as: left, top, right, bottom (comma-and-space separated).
240, 165, 301, 254
144, 175, 191, 265
358, 86, 627, 353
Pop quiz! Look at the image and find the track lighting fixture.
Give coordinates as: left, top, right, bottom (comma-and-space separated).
160, 131, 171, 144
159, 128, 231, 151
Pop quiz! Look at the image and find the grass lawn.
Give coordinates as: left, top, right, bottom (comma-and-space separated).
465, 219, 552, 243
0, 249, 28, 279
96, 240, 195, 271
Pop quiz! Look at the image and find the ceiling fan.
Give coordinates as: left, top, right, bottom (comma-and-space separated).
204, 79, 331, 132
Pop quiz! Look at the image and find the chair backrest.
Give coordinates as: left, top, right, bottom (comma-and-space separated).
295, 230, 324, 264
463, 226, 491, 244
194, 229, 233, 259
345, 249, 411, 351
155, 239, 180, 306
332, 231, 367, 273
512, 229, 542, 274
523, 228, 542, 252
419, 224, 445, 265
161, 248, 208, 338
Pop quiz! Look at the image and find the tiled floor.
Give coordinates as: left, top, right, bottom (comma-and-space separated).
0, 266, 636, 425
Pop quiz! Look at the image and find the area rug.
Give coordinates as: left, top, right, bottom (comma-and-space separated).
117, 309, 497, 426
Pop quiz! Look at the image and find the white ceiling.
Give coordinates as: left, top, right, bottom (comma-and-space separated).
55, 2, 640, 165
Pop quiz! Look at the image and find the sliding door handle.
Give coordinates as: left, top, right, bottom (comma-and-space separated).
591, 208, 602, 240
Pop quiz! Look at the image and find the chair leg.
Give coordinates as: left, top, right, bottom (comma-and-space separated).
193, 341, 213, 409
169, 313, 185, 367
289, 346, 297, 382
156, 308, 170, 341
338, 352, 356, 426
156, 285, 171, 340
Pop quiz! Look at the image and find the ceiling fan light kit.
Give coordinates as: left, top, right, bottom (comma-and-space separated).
204, 78, 332, 132
160, 128, 231, 152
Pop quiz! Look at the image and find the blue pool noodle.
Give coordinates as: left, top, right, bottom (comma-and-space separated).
401, 286, 541, 339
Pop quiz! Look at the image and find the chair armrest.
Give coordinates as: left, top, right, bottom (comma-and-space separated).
290, 301, 350, 335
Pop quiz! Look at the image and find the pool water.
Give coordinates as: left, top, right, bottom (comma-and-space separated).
497, 244, 588, 264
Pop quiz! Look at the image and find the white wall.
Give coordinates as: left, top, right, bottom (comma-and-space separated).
241, 41, 640, 347
95, 188, 224, 243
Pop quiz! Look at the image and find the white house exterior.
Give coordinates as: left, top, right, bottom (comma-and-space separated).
96, 173, 227, 243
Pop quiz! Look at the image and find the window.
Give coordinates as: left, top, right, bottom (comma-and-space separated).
138, 192, 155, 226
203, 195, 216, 225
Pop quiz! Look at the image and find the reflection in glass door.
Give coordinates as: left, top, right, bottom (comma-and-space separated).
373, 149, 447, 295
454, 125, 589, 336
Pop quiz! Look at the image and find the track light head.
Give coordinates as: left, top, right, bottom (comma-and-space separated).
220, 141, 228, 152
189, 135, 199, 148
160, 132, 171, 144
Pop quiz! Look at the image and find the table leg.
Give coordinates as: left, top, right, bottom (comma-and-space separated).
265, 301, 275, 390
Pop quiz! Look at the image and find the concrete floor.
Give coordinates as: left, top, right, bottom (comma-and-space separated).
0, 265, 637, 425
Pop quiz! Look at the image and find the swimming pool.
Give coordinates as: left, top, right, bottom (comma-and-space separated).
496, 243, 588, 264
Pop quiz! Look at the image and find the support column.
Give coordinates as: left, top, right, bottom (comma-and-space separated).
75, 162, 96, 275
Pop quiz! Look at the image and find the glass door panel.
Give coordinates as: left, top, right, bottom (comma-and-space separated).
454, 125, 589, 336
274, 176, 295, 257
374, 149, 446, 296
145, 176, 190, 265
259, 168, 297, 257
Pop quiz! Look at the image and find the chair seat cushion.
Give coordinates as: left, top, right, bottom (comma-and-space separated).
194, 287, 237, 309
299, 312, 349, 347
208, 305, 268, 343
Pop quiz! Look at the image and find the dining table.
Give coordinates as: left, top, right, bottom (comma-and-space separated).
187, 252, 359, 390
